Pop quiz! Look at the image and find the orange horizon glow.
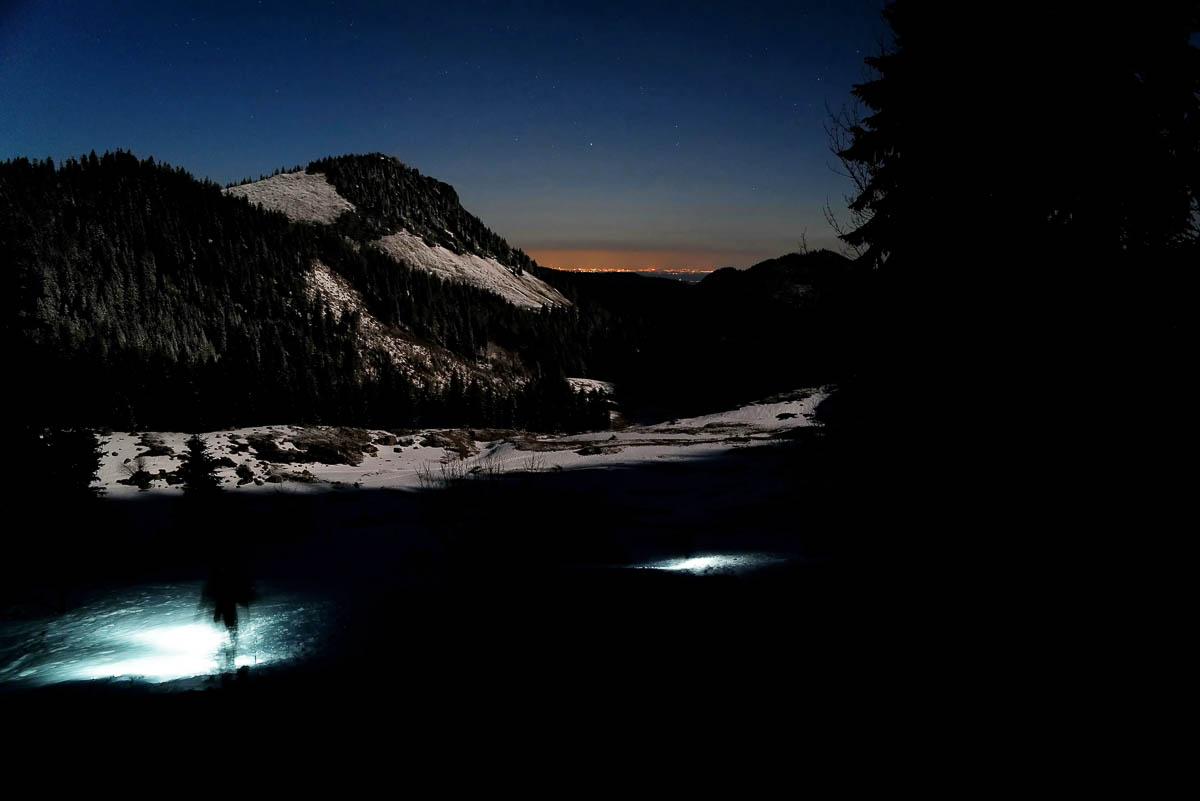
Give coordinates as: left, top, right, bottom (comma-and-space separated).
549, 267, 716, 275
527, 248, 759, 272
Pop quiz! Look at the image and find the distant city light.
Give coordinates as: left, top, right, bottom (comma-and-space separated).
543, 266, 716, 283
549, 266, 714, 274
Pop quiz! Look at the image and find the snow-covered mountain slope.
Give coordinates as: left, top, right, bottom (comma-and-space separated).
305, 260, 505, 389
91, 387, 828, 496
374, 231, 568, 310
225, 168, 568, 310
223, 171, 355, 224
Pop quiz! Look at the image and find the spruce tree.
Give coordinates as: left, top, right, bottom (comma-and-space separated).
178, 434, 222, 496
828, 2, 1198, 551
834, 2, 1198, 278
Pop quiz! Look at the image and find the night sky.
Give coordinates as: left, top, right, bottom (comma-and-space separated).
1, 0, 888, 270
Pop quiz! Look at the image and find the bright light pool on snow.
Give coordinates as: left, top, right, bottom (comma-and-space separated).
639, 553, 786, 574
0, 582, 332, 687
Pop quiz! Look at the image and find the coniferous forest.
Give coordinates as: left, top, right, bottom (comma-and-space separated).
3, 151, 854, 435
3, 151, 602, 432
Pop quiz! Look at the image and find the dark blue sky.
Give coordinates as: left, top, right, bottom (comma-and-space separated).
1, 0, 888, 269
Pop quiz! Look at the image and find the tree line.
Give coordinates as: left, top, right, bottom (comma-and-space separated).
2, 150, 611, 433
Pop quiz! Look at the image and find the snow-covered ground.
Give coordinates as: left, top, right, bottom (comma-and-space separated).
0, 582, 331, 688
92, 387, 828, 496
374, 232, 569, 310
223, 171, 355, 224
657, 388, 826, 431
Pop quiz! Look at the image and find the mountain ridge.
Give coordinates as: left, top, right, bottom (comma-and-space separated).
225, 154, 570, 310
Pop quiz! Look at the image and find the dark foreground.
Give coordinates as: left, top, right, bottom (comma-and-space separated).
3, 433, 866, 708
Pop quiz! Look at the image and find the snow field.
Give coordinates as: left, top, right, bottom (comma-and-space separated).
92, 387, 829, 495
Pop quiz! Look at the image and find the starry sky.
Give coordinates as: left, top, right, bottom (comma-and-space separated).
1, 0, 889, 270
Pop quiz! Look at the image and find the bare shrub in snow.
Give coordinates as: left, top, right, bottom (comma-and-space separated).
120, 455, 154, 490
414, 461, 436, 490
416, 455, 479, 490
469, 451, 505, 482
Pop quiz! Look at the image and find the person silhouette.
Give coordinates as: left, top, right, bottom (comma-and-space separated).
201, 564, 254, 670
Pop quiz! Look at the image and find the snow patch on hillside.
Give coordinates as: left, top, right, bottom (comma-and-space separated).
224, 172, 355, 224
375, 231, 570, 310
223, 172, 567, 310
567, 378, 615, 395
305, 260, 471, 389
306, 260, 361, 315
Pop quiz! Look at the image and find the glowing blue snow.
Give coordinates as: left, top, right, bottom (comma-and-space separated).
0, 583, 330, 687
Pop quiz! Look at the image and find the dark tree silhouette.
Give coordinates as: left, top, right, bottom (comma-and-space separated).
178, 434, 222, 496
824, 2, 1198, 551
833, 3, 1198, 276
25, 428, 104, 499
5, 427, 104, 612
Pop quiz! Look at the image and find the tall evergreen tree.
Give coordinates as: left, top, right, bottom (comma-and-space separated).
835, 2, 1198, 278
827, 2, 1198, 551
20, 427, 104, 499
